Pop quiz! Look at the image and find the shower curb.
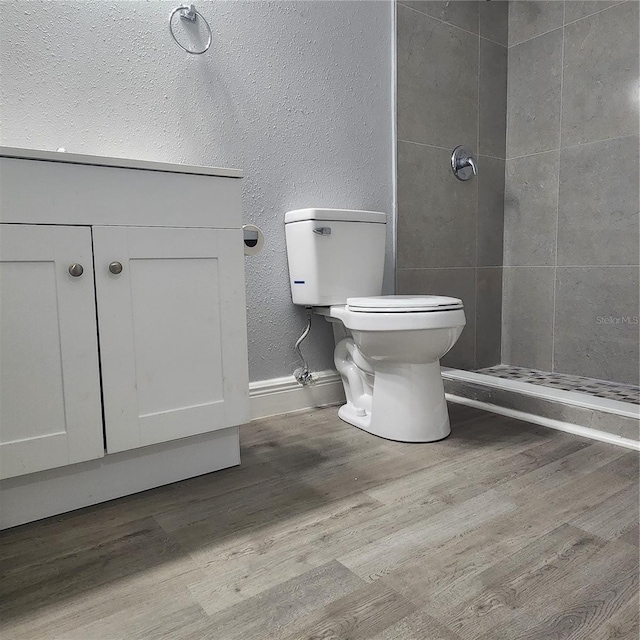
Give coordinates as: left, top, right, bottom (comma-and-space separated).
443, 371, 639, 451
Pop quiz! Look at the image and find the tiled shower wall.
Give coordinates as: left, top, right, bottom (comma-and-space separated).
503, 1, 640, 386
396, 0, 509, 369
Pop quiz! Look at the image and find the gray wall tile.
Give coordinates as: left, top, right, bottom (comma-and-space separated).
398, 267, 477, 368
480, 0, 509, 45
554, 267, 640, 385
476, 267, 503, 368
400, 1, 479, 33
503, 0, 639, 386
508, 1, 564, 46
397, 3, 478, 149
504, 151, 559, 266
564, 1, 626, 25
558, 136, 640, 266
561, 1, 640, 146
479, 38, 508, 158
507, 29, 563, 158
397, 141, 477, 269
502, 267, 555, 370
396, 0, 507, 373
477, 156, 505, 267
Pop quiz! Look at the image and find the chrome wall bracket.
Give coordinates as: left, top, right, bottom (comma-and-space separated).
169, 4, 212, 55
179, 5, 198, 22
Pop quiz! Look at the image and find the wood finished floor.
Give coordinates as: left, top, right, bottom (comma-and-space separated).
1, 404, 638, 640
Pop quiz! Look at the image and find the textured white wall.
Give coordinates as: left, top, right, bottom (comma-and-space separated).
0, 0, 394, 382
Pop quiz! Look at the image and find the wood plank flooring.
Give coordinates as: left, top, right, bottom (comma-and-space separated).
1, 404, 638, 639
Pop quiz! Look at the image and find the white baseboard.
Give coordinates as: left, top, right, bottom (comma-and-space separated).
0, 427, 240, 530
249, 369, 345, 420
446, 394, 640, 451
1, 369, 345, 530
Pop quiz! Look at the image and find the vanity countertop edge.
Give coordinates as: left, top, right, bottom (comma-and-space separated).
0, 146, 243, 179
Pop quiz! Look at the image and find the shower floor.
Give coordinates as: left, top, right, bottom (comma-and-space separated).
476, 365, 640, 406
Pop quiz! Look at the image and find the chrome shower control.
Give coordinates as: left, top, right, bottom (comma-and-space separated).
451, 146, 478, 181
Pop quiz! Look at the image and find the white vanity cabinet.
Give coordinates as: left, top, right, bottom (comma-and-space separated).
0, 224, 104, 478
0, 149, 250, 484
93, 225, 248, 453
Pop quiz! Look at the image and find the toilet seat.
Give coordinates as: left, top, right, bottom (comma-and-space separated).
321, 302, 466, 332
347, 295, 463, 313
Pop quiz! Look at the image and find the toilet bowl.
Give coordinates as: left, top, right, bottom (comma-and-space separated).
284, 208, 466, 443
317, 295, 465, 442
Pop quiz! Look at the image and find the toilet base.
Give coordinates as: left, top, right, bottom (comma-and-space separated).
337, 359, 451, 442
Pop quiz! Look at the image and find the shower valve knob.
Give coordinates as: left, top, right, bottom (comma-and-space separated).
451, 146, 478, 181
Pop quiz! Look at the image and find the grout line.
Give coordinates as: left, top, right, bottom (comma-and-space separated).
508, 24, 563, 49
398, 266, 479, 272
502, 18, 509, 365
397, 265, 640, 272
501, 264, 640, 269
499, 263, 506, 365
505, 1, 512, 166
396, 1, 508, 49
508, 0, 629, 49
560, 133, 640, 151
396, 3, 476, 37
480, 34, 507, 48
398, 139, 506, 161
558, 4, 565, 152
391, 0, 398, 296
473, 267, 479, 370
551, 3, 566, 374
507, 148, 560, 161
476, 153, 505, 161
506, 133, 639, 161
475, 25, 480, 369
563, 0, 628, 28
477, 31, 481, 160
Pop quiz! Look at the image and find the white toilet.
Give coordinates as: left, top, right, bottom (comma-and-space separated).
284, 208, 466, 442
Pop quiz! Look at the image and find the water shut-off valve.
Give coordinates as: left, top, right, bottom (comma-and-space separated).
293, 307, 315, 386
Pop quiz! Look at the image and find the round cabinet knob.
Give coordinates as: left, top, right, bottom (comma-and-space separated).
68, 263, 84, 277
109, 261, 123, 275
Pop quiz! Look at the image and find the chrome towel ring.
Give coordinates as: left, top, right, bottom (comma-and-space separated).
169, 4, 212, 55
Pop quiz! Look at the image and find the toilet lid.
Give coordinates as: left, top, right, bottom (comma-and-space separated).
346, 295, 463, 313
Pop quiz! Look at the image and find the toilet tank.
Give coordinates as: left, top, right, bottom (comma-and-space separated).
285, 208, 386, 306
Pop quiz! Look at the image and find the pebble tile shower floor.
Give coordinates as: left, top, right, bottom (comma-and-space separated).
477, 365, 640, 405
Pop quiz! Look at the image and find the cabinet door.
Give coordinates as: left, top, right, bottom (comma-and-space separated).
0, 225, 104, 479
93, 226, 249, 453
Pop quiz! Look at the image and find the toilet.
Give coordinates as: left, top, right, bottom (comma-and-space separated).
284, 208, 466, 442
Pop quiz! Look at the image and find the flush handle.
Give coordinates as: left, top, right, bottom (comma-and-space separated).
313, 227, 332, 236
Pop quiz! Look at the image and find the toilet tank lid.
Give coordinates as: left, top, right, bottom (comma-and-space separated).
285, 208, 386, 224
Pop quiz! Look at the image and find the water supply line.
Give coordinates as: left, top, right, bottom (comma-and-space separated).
293, 307, 315, 386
